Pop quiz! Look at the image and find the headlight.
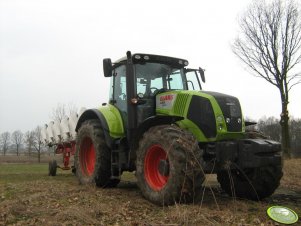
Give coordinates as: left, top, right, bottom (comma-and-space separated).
217, 115, 223, 123
218, 124, 223, 131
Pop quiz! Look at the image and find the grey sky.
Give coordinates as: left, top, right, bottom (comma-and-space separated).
0, 0, 300, 133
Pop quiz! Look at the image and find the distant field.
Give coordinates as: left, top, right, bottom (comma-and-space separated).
0, 154, 64, 164
0, 158, 300, 225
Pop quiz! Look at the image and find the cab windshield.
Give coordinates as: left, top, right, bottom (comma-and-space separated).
135, 62, 201, 96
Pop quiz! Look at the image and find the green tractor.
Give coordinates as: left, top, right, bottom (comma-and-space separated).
74, 51, 282, 205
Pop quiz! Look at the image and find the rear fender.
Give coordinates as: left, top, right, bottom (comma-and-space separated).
76, 106, 125, 148
132, 115, 184, 151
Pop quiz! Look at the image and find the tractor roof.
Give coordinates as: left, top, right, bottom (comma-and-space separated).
114, 53, 189, 69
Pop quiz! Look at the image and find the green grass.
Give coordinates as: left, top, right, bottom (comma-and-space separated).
0, 163, 136, 187
0, 163, 76, 203
121, 171, 136, 182
0, 163, 47, 175
0, 163, 73, 184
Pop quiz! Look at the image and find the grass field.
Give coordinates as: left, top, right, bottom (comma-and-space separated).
0, 158, 300, 225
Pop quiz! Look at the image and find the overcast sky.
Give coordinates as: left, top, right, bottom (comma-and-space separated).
0, 0, 300, 134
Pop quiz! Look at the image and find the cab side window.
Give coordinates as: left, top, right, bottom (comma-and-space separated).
168, 70, 184, 89
113, 65, 127, 113
186, 71, 201, 90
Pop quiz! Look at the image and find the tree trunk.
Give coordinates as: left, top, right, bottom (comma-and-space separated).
280, 100, 291, 158
38, 144, 41, 163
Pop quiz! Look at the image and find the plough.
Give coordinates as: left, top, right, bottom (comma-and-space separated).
41, 108, 85, 176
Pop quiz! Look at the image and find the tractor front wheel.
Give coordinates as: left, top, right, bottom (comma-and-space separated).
217, 165, 282, 200
136, 125, 205, 205
74, 119, 119, 187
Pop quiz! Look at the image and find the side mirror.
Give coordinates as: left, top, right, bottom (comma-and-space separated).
199, 67, 205, 83
103, 58, 113, 77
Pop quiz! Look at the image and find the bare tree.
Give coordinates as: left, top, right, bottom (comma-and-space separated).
33, 126, 43, 163
24, 131, 35, 156
257, 116, 281, 141
0, 132, 11, 155
289, 118, 301, 156
51, 102, 78, 122
11, 130, 23, 156
67, 102, 78, 117
51, 103, 66, 122
257, 116, 301, 157
232, 0, 301, 157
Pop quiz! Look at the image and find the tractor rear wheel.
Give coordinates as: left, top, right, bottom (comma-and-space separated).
136, 125, 205, 205
75, 119, 120, 187
217, 165, 282, 200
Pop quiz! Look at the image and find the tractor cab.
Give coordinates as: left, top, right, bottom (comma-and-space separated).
104, 52, 205, 128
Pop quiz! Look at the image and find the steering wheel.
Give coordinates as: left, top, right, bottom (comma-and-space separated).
137, 93, 144, 99
150, 87, 158, 94
153, 88, 167, 96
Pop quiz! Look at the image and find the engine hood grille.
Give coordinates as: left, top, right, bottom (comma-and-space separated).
202, 91, 243, 132
187, 95, 217, 138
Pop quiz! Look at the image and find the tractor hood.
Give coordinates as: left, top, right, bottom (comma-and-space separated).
155, 90, 245, 141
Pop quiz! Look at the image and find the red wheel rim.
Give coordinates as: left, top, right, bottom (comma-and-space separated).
144, 144, 169, 191
80, 137, 96, 176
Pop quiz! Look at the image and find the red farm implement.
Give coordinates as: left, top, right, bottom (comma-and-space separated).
42, 109, 85, 176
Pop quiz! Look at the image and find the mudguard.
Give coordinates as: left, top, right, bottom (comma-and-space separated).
132, 115, 184, 150
76, 105, 125, 148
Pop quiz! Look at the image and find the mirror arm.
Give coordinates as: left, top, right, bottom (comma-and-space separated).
199, 67, 206, 83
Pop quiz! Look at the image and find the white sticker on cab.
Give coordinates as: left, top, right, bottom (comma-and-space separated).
156, 94, 177, 109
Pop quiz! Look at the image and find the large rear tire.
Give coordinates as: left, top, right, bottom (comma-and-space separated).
217, 165, 282, 200
136, 125, 205, 205
75, 120, 120, 187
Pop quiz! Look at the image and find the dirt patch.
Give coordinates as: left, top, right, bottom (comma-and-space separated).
0, 159, 300, 225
